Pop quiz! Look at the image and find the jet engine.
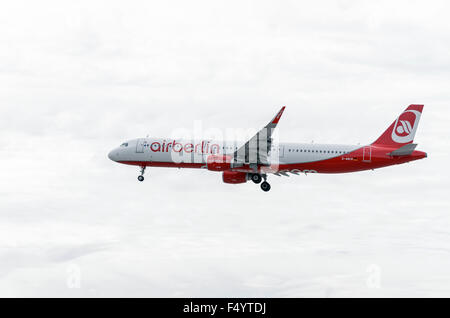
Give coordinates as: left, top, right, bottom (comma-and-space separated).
222, 171, 248, 184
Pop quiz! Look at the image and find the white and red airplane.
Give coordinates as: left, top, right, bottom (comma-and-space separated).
108, 105, 426, 192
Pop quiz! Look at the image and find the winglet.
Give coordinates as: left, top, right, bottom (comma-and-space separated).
269, 106, 286, 125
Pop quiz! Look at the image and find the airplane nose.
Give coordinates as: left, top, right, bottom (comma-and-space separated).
108, 149, 118, 161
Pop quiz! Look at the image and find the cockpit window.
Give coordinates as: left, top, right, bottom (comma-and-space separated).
120, 143, 129, 147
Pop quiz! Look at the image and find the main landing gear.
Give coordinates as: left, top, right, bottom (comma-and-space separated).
249, 173, 271, 192
138, 166, 146, 182
250, 173, 262, 184
260, 181, 271, 192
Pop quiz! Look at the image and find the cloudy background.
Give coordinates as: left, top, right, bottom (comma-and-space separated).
1, 0, 449, 297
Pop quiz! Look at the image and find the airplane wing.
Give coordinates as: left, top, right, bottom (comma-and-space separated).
232, 106, 286, 169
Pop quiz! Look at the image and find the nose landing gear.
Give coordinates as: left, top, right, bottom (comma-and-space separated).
138, 166, 146, 182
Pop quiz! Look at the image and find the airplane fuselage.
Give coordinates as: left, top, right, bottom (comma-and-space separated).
108, 138, 426, 174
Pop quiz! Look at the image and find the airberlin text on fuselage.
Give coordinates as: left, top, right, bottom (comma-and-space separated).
150, 140, 221, 154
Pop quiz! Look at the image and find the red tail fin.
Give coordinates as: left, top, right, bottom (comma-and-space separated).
372, 104, 424, 148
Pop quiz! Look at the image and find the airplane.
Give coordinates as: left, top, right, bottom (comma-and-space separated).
108, 104, 427, 192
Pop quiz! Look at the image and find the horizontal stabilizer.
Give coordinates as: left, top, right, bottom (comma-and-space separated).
388, 143, 417, 156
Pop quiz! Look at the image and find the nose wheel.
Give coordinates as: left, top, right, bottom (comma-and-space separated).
138, 166, 146, 182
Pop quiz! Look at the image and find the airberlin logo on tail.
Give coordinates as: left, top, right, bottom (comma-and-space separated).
397, 120, 412, 135
391, 110, 421, 143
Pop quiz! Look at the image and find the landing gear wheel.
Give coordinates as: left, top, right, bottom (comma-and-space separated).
251, 173, 262, 184
137, 166, 146, 182
260, 181, 271, 192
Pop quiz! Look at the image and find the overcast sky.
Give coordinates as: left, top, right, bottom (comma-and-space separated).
1, 0, 449, 297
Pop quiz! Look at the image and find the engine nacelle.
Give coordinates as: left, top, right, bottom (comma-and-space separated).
222, 171, 248, 184
207, 155, 232, 171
